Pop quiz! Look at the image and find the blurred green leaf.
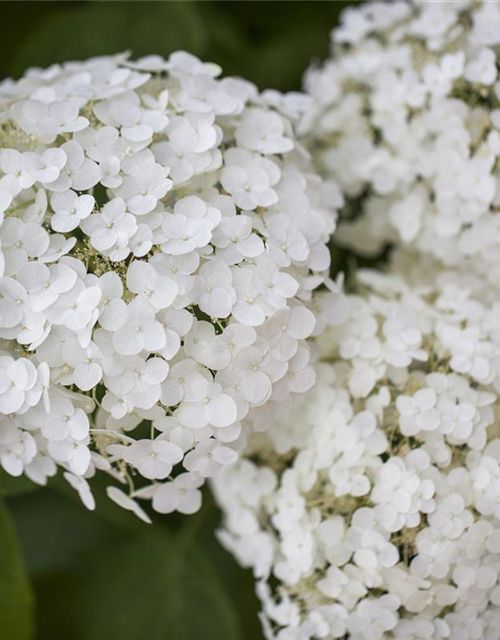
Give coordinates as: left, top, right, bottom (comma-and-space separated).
0, 499, 34, 640
193, 3, 249, 78
189, 497, 264, 640
0, 468, 38, 498
205, 1, 349, 91
10, 482, 262, 640
1, 1, 353, 93
0, 1, 62, 80
7, 2, 207, 79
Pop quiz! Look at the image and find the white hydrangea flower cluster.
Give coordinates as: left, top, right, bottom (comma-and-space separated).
214, 254, 500, 639
0, 52, 340, 518
214, 2, 500, 636
302, 0, 500, 278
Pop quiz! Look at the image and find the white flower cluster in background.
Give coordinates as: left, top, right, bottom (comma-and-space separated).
214, 1, 500, 637
214, 252, 500, 640
0, 52, 341, 518
303, 0, 500, 279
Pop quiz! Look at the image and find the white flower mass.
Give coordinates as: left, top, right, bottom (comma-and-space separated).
215, 253, 500, 639
0, 51, 340, 516
4, 1, 500, 638
213, 1, 500, 639
303, 0, 500, 278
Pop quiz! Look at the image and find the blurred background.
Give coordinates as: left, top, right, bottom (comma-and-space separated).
0, 2, 353, 639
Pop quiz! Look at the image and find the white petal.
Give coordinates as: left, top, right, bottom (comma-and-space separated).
152, 483, 179, 514
206, 393, 237, 428
74, 362, 102, 391
106, 486, 152, 524
212, 446, 238, 465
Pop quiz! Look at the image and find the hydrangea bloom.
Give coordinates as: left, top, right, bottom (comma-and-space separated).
214, 253, 500, 639
302, 0, 500, 281
213, 2, 500, 637
0, 52, 341, 516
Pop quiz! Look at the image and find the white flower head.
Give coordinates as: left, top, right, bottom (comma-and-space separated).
0, 50, 339, 521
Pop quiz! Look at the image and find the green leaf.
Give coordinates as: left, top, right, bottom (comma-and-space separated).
2, 1, 355, 93
0, 2, 61, 80
10, 483, 259, 640
0, 468, 38, 498
7, 2, 207, 79
241, 2, 345, 92
189, 495, 264, 640
0, 499, 34, 640
201, 1, 351, 91
84, 531, 240, 640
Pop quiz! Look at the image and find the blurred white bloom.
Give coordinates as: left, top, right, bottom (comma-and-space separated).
214, 248, 500, 638
303, 0, 500, 289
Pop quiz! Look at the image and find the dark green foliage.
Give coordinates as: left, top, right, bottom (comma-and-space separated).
0, 500, 34, 640
0, 468, 38, 498
9, 478, 262, 640
0, 1, 351, 92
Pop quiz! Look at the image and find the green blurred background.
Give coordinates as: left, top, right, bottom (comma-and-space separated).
0, 2, 352, 639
